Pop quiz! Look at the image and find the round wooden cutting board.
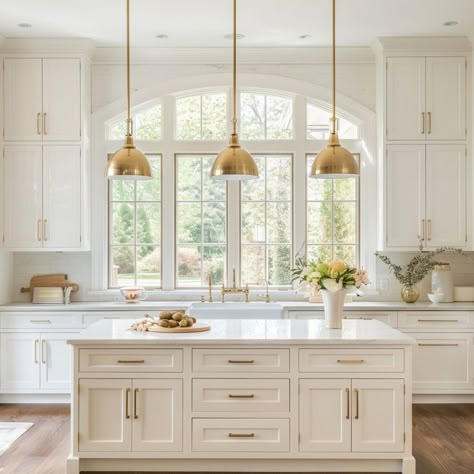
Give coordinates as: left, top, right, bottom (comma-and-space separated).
148, 322, 211, 333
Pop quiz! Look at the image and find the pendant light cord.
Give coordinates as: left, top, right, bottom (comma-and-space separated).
126, 0, 132, 136
331, 0, 336, 134
232, 0, 237, 135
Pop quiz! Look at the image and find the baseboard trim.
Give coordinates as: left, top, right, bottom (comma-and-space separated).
413, 394, 474, 404
0, 394, 70, 404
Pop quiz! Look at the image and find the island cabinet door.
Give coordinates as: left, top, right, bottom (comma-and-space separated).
351, 379, 404, 453
132, 379, 183, 452
299, 379, 351, 452
78, 379, 132, 452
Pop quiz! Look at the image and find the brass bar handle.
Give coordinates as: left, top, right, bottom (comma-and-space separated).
30, 320, 52, 324
125, 388, 131, 419
134, 388, 139, 419
417, 319, 458, 323
427, 219, 432, 241
37, 113, 42, 135
228, 432, 255, 438
337, 359, 365, 364
37, 219, 42, 241
228, 394, 255, 399
420, 219, 425, 241
418, 343, 459, 347
43, 219, 48, 241
117, 360, 145, 364
42, 340, 47, 364
34, 339, 39, 364
355, 389, 359, 419
228, 359, 255, 364
421, 112, 425, 134
427, 111, 431, 134
344, 316, 373, 320
43, 113, 47, 135
345, 388, 350, 420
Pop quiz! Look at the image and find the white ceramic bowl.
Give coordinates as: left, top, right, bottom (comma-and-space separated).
427, 293, 444, 304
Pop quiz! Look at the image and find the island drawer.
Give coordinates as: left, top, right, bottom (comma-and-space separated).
398, 311, 473, 329
79, 348, 183, 372
192, 379, 290, 413
299, 348, 404, 372
0, 312, 83, 329
192, 349, 290, 373
192, 418, 290, 452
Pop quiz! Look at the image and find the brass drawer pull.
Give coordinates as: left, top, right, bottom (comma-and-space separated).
34, 339, 39, 364
228, 432, 255, 438
418, 343, 459, 347
337, 359, 365, 364
37, 219, 42, 241
354, 388, 359, 420
42, 340, 47, 364
345, 388, 350, 420
228, 359, 255, 364
37, 112, 42, 135
228, 394, 255, 399
427, 111, 432, 134
30, 320, 52, 324
344, 316, 372, 320
43, 112, 47, 135
417, 319, 458, 323
420, 112, 425, 134
43, 219, 48, 241
125, 388, 131, 419
117, 359, 145, 364
134, 388, 139, 419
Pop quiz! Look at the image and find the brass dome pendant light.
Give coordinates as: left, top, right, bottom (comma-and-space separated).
310, 0, 359, 178
210, 0, 258, 181
105, 0, 152, 180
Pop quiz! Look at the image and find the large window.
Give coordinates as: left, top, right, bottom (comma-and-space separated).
176, 155, 226, 287
108, 103, 162, 140
241, 155, 292, 286
307, 103, 358, 140
109, 155, 161, 288
306, 154, 359, 266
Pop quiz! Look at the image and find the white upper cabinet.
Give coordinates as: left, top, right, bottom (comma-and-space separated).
386, 56, 466, 141
4, 58, 81, 142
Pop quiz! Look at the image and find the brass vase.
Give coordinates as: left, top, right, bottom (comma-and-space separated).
401, 285, 419, 303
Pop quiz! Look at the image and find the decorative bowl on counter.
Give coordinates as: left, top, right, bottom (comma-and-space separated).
120, 286, 146, 303
427, 292, 445, 304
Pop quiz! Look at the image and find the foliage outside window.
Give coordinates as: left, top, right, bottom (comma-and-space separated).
108, 103, 162, 140
176, 155, 226, 287
241, 155, 293, 286
109, 155, 161, 288
306, 154, 359, 266
307, 103, 358, 140
240, 93, 293, 140
175, 93, 227, 140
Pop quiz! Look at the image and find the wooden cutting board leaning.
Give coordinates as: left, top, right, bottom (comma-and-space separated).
20, 273, 79, 302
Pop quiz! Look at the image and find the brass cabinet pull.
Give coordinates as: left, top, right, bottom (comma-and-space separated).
420, 219, 425, 241
37, 219, 42, 241
355, 389, 360, 419
427, 219, 432, 241
134, 388, 139, 419
418, 343, 459, 347
420, 112, 425, 134
34, 339, 39, 363
125, 388, 131, 419
337, 359, 365, 364
228, 394, 255, 399
417, 319, 458, 323
43, 113, 47, 135
30, 319, 52, 324
427, 111, 432, 134
43, 219, 48, 241
344, 316, 372, 320
228, 432, 255, 438
37, 112, 42, 135
345, 388, 350, 420
42, 340, 47, 364
228, 359, 255, 364
117, 360, 145, 364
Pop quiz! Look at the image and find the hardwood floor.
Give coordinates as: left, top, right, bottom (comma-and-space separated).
0, 404, 473, 473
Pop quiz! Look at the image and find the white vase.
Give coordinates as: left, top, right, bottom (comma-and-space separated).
320, 289, 347, 329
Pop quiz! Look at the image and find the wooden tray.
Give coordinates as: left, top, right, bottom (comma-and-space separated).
148, 322, 211, 333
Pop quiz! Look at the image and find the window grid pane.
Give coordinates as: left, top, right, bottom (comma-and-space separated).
241, 155, 293, 286
306, 103, 358, 140
108, 103, 162, 140
176, 155, 226, 287
108, 155, 162, 288
306, 154, 359, 267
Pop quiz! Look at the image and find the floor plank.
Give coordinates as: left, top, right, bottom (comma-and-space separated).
0, 404, 473, 473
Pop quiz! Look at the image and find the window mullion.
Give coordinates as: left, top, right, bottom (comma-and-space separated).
227, 181, 240, 288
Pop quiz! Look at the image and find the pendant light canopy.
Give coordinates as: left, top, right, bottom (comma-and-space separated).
105, 0, 152, 180
310, 0, 359, 179
210, 0, 258, 181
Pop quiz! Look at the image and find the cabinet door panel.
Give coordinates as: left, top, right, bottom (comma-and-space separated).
42, 58, 81, 141
426, 57, 466, 140
4, 146, 43, 248
0, 333, 40, 391
40, 333, 77, 392
386, 57, 425, 140
425, 145, 466, 247
385, 145, 425, 248
132, 379, 182, 452
78, 379, 131, 452
351, 379, 404, 453
42, 145, 81, 248
4, 58, 43, 141
299, 379, 351, 452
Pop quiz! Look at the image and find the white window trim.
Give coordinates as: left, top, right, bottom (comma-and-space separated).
90, 73, 377, 295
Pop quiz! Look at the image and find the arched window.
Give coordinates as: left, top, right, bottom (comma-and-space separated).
307, 103, 358, 140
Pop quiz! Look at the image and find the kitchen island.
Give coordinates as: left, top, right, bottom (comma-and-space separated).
66, 318, 416, 474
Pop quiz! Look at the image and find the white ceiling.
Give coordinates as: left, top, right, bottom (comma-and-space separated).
0, 0, 473, 48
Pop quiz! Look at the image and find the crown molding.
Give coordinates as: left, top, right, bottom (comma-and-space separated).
0, 38, 95, 56
91, 46, 375, 65
373, 36, 472, 55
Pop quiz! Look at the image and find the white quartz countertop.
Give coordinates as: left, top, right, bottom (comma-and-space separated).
1, 300, 474, 312
67, 318, 415, 346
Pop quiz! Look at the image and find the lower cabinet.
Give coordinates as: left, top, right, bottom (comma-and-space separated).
0, 332, 77, 392
299, 378, 405, 453
78, 378, 182, 452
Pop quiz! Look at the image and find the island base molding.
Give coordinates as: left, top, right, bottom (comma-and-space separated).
67, 456, 416, 474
